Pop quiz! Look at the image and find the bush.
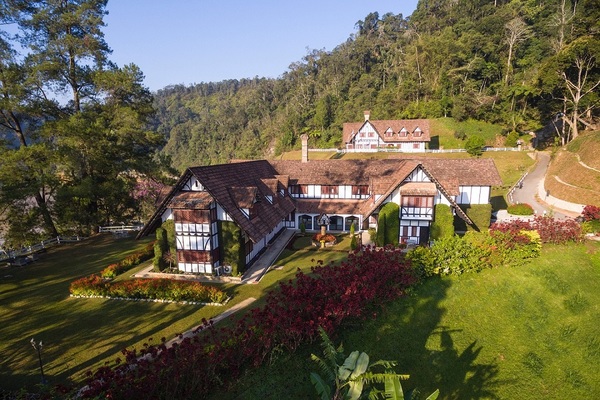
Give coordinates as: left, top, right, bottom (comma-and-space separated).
507, 203, 534, 216
581, 220, 600, 234
465, 135, 485, 156
408, 228, 542, 277
581, 205, 600, 221
505, 131, 519, 147
431, 204, 454, 240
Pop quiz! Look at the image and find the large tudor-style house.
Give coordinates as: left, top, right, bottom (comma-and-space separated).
138, 134, 502, 275
343, 111, 431, 152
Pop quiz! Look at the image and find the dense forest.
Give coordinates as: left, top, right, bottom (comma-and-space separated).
1, 0, 598, 246
154, 0, 599, 171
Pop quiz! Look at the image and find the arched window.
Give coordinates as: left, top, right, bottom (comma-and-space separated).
299, 214, 313, 230
329, 216, 344, 231
345, 216, 359, 231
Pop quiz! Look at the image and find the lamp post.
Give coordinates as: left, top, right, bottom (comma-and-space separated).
30, 338, 46, 384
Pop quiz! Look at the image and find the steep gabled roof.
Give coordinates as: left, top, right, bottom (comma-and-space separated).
189, 160, 295, 243
343, 119, 431, 144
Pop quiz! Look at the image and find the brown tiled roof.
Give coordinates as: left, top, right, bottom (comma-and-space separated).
343, 119, 431, 144
167, 191, 213, 209
399, 182, 438, 196
269, 159, 420, 192
419, 158, 503, 186
189, 160, 296, 243
295, 199, 367, 215
228, 187, 257, 209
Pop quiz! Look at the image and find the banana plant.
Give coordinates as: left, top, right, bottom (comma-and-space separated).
310, 327, 439, 400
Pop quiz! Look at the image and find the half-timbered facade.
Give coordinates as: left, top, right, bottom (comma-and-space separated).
343, 111, 431, 152
139, 137, 502, 275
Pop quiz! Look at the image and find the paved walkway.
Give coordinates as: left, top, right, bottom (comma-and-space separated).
242, 228, 296, 284
510, 152, 581, 219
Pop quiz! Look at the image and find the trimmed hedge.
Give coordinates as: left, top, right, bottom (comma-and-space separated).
377, 202, 399, 246
507, 203, 534, 215
454, 204, 493, 232
431, 204, 454, 240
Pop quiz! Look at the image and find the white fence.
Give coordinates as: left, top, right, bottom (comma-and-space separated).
0, 236, 85, 263
98, 225, 143, 233
320, 147, 520, 154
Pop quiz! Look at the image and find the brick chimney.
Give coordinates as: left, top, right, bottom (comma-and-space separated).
301, 134, 309, 163
364, 110, 371, 121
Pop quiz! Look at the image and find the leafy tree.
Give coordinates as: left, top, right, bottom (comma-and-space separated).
0, 1, 169, 242
310, 327, 439, 400
539, 36, 600, 142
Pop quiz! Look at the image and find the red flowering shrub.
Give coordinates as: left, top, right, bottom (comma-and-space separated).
490, 215, 583, 244
79, 247, 417, 399
581, 205, 600, 222
70, 278, 226, 304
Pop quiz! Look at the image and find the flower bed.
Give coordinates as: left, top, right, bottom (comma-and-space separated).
100, 242, 155, 279
79, 247, 417, 399
311, 233, 337, 247
69, 276, 227, 304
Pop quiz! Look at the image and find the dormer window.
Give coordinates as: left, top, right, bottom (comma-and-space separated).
265, 195, 273, 204
414, 128, 422, 137
385, 128, 393, 137
399, 128, 408, 137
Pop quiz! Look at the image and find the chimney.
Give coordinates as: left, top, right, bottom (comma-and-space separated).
364, 110, 371, 121
301, 134, 309, 163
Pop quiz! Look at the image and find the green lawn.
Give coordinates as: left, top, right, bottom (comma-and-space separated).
0, 232, 351, 393
214, 241, 600, 399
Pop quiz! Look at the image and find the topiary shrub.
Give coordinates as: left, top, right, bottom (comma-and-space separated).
350, 234, 358, 250
219, 221, 245, 276
377, 202, 399, 246
161, 219, 176, 254
507, 203, 534, 216
431, 204, 454, 240
153, 227, 168, 272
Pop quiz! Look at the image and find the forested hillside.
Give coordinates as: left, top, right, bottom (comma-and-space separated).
154, 0, 599, 171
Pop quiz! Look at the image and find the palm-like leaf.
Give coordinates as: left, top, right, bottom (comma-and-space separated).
310, 372, 332, 400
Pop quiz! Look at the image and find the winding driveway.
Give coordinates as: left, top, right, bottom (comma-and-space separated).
510, 152, 573, 219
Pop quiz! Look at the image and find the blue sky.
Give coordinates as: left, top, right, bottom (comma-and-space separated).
104, 1, 419, 92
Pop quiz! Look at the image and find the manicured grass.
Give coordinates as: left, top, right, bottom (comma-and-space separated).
0, 232, 352, 393
215, 241, 600, 399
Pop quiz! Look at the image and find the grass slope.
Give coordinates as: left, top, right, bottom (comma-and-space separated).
546, 131, 600, 206
216, 241, 600, 399
0, 233, 352, 393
